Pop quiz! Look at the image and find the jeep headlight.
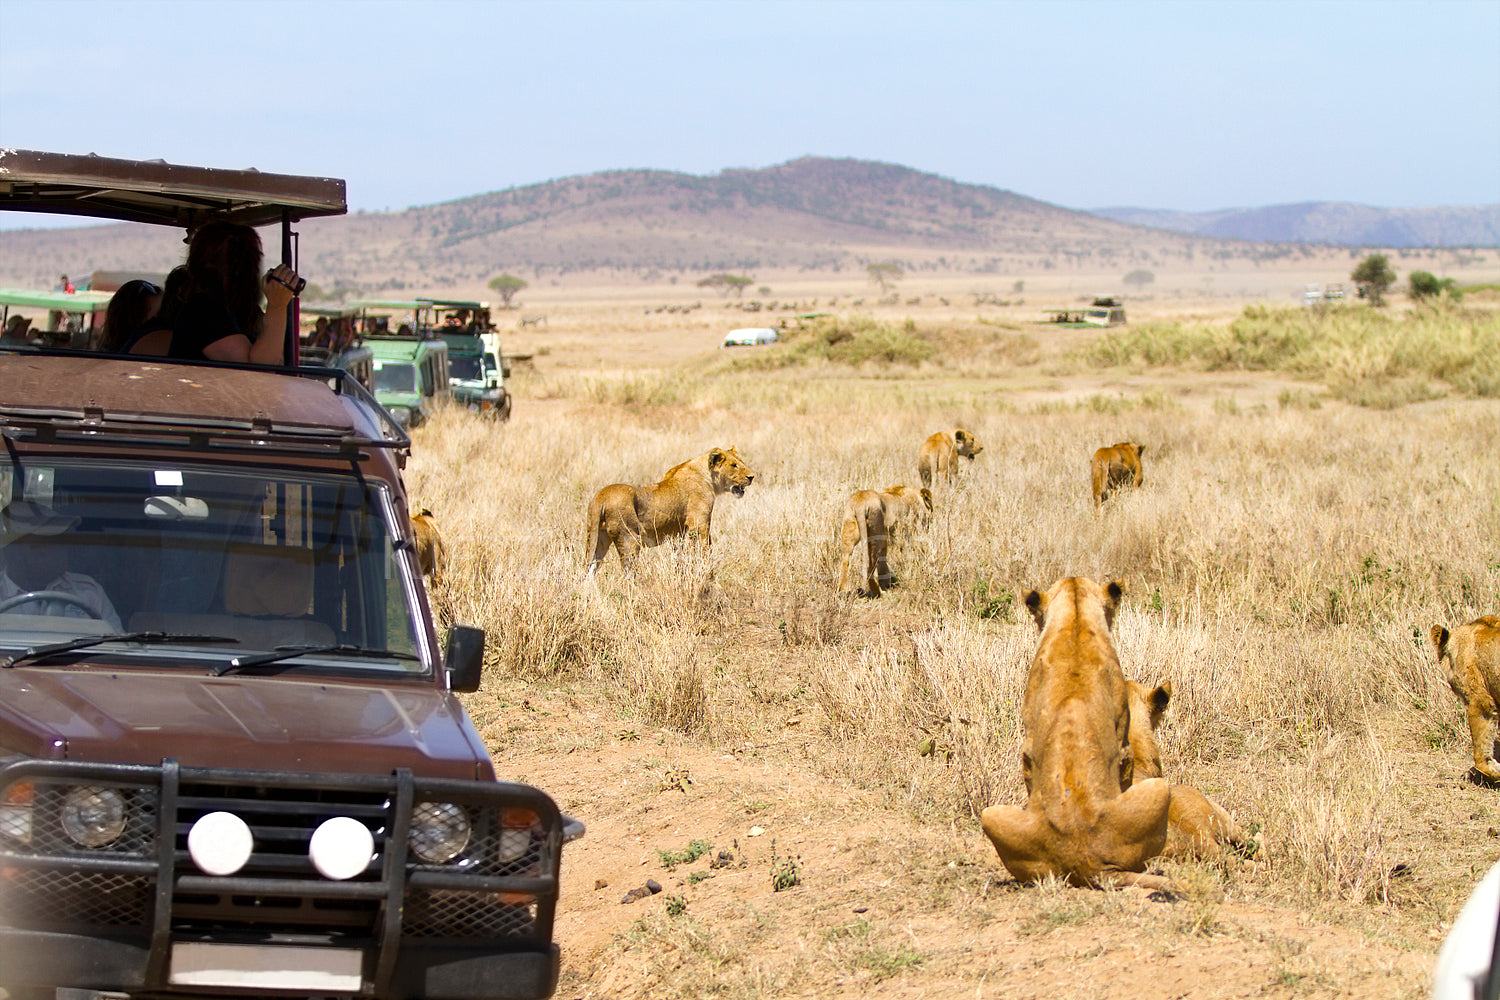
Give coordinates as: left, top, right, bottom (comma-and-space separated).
0, 780, 35, 844
499, 807, 539, 863
61, 786, 127, 848
388, 405, 412, 427
409, 801, 470, 864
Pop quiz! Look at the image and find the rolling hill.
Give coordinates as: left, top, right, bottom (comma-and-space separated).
1090, 202, 1500, 247
0, 158, 1488, 294
0, 158, 1267, 292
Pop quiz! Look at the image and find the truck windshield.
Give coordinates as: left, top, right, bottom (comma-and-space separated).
449, 356, 484, 381
0, 458, 426, 674
373, 361, 417, 394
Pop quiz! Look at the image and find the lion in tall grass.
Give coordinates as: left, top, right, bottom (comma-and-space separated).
918, 430, 983, 488
836, 485, 932, 597
585, 447, 755, 576
981, 577, 1174, 890
1125, 679, 1252, 860
1091, 442, 1145, 506
1430, 617, 1500, 783
410, 508, 446, 585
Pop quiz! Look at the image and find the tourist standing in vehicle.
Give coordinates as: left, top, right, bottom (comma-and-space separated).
170, 221, 304, 365
98, 279, 162, 353
123, 266, 187, 356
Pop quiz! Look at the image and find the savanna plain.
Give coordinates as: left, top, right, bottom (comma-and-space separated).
408, 278, 1500, 1000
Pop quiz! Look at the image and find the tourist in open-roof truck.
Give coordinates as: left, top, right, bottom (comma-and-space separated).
0, 150, 581, 1000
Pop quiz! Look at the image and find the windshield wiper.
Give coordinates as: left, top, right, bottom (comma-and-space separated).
214, 644, 421, 675
0, 632, 242, 669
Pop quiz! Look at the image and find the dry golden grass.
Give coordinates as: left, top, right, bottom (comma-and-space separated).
406, 307, 1498, 998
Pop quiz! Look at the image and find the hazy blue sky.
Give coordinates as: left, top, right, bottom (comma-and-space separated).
1, 0, 1496, 228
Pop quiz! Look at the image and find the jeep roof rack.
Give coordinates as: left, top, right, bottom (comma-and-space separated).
0, 349, 408, 460
0, 149, 347, 229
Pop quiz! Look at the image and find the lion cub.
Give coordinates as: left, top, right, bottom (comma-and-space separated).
1125, 679, 1251, 860
1431, 617, 1500, 782
980, 578, 1174, 890
836, 485, 932, 597
1091, 441, 1146, 506
585, 447, 755, 576
918, 430, 983, 488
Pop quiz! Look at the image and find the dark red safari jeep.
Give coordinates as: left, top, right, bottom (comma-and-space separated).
0, 151, 579, 1000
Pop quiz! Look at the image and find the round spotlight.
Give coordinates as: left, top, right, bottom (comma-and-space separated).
409, 801, 470, 864
187, 811, 254, 875
309, 816, 375, 881
61, 786, 127, 848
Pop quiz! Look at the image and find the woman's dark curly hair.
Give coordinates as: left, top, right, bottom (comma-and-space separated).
184, 220, 265, 338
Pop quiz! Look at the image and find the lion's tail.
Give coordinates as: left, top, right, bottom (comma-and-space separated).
585, 495, 610, 574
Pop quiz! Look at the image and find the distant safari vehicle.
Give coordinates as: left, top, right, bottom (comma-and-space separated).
1302, 283, 1346, 307
0, 287, 113, 349
300, 304, 374, 390
429, 298, 511, 420
1083, 297, 1127, 327
350, 298, 509, 422
366, 330, 451, 428
723, 326, 779, 347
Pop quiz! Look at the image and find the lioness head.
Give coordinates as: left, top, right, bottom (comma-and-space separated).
708, 447, 755, 497
1025, 577, 1126, 632
954, 429, 984, 460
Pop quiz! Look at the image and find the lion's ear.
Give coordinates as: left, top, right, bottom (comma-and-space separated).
1149, 681, 1172, 721
709, 448, 725, 467
955, 430, 970, 444
920, 488, 933, 510
1431, 624, 1451, 659
1025, 590, 1047, 631
1136, 444, 1146, 457
1103, 579, 1126, 628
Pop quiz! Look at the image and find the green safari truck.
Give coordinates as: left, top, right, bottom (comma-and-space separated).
363, 322, 451, 429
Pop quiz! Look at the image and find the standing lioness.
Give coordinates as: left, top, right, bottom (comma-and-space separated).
918, 430, 983, 488
836, 484, 933, 597
1091, 442, 1145, 506
1431, 616, 1500, 782
585, 447, 755, 576
980, 577, 1173, 890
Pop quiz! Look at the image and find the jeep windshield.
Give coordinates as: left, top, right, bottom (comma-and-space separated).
0, 456, 427, 675
450, 355, 485, 381
373, 359, 418, 393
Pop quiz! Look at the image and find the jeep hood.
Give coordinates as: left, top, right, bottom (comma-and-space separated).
0, 669, 492, 780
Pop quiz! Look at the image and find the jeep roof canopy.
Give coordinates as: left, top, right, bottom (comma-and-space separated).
0, 148, 347, 229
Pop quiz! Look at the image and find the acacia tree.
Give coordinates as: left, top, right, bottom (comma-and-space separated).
487, 273, 528, 309
1408, 270, 1460, 301
867, 261, 903, 293
1351, 254, 1396, 306
696, 273, 754, 298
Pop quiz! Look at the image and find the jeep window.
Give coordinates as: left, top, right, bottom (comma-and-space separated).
373, 360, 417, 394
0, 457, 427, 674
450, 356, 484, 381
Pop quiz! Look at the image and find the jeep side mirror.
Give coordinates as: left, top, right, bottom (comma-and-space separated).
445, 625, 485, 692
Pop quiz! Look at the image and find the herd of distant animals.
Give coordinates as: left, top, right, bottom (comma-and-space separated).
405, 428, 1498, 891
